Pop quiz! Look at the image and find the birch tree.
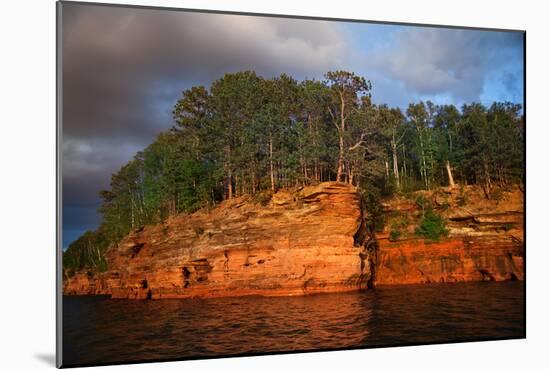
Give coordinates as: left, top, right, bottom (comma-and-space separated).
325, 71, 371, 182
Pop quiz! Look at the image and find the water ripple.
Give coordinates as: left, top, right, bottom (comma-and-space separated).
63, 281, 524, 366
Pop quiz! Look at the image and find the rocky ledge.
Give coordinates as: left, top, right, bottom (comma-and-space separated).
64, 182, 374, 299
375, 186, 524, 285
64, 183, 524, 299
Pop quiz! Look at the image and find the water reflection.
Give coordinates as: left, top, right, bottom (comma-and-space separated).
63, 281, 524, 366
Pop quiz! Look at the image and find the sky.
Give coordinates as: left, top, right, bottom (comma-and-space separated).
61, 3, 524, 249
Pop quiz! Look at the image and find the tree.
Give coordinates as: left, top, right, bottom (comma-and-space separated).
345, 95, 385, 187
432, 104, 460, 187
173, 86, 209, 157
208, 71, 262, 199
456, 103, 493, 195
487, 102, 524, 186
407, 102, 431, 190
380, 105, 406, 190
325, 71, 372, 182
298, 79, 333, 182
256, 74, 300, 191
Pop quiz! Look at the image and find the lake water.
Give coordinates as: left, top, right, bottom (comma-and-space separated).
63, 281, 524, 367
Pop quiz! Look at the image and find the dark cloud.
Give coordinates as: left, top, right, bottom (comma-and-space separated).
62, 3, 347, 139
61, 3, 347, 246
63, 136, 142, 206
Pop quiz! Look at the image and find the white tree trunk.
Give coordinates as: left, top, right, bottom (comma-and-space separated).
446, 160, 455, 188
336, 93, 346, 182
269, 136, 275, 192
392, 141, 400, 189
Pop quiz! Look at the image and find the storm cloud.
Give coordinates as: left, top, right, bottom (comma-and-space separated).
62, 4, 347, 141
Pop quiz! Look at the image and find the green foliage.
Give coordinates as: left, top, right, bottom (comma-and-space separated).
415, 194, 432, 211
388, 213, 409, 241
457, 186, 468, 206
454, 102, 523, 192
63, 230, 110, 277
502, 223, 514, 231
397, 101, 524, 194
96, 258, 108, 273
389, 230, 401, 241
391, 214, 409, 228
252, 191, 273, 206
361, 187, 385, 233
415, 210, 449, 241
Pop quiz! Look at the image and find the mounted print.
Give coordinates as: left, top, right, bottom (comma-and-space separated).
57, 1, 526, 367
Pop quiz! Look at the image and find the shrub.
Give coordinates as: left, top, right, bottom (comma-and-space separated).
252, 191, 272, 206
389, 229, 401, 241
415, 210, 449, 241
391, 213, 410, 229
361, 188, 385, 233
415, 194, 432, 212
97, 258, 109, 273
502, 223, 514, 231
389, 213, 409, 241
491, 188, 504, 201
457, 186, 468, 206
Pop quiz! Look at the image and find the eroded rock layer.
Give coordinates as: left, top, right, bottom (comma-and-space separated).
64, 182, 372, 299
375, 237, 524, 285
375, 186, 524, 285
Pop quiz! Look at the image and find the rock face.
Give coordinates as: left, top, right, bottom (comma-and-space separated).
63, 183, 525, 299
64, 182, 373, 299
375, 237, 524, 285
375, 186, 524, 285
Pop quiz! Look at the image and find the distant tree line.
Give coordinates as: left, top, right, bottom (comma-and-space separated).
63, 70, 524, 275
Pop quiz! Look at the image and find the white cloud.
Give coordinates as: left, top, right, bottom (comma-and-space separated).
365, 27, 523, 104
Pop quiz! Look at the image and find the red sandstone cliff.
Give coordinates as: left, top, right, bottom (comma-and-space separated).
375, 186, 524, 285
64, 182, 373, 299
63, 183, 524, 299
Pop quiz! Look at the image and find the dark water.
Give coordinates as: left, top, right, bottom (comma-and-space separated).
63, 281, 524, 367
